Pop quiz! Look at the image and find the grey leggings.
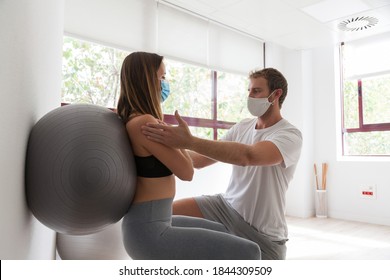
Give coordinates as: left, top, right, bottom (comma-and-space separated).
122, 198, 261, 260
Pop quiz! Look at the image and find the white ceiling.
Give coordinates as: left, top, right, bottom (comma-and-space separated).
158, 0, 390, 50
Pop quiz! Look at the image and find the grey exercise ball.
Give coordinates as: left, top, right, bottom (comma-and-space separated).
25, 104, 136, 235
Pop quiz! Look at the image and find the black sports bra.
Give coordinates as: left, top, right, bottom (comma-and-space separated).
134, 155, 173, 178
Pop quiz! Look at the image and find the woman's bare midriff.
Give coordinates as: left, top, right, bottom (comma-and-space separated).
131, 175, 176, 203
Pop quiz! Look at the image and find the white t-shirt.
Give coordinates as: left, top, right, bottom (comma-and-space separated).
222, 118, 302, 241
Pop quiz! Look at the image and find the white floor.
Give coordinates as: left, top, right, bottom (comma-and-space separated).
285, 216, 390, 260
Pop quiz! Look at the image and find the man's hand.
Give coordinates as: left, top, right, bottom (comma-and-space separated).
141, 110, 193, 149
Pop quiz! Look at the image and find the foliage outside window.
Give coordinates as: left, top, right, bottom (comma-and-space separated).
62, 37, 251, 140
62, 37, 126, 108
341, 43, 390, 156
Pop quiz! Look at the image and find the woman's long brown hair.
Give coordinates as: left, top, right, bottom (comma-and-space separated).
117, 52, 164, 123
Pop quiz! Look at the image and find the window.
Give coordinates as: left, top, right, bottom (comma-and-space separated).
341, 38, 390, 157
62, 36, 127, 108
61, 37, 252, 140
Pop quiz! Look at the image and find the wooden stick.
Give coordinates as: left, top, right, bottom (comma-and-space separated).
322, 163, 328, 190
314, 164, 319, 190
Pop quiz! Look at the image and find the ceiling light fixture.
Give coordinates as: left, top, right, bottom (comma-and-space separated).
338, 16, 379, 32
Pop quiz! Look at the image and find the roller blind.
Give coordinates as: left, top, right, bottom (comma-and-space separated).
157, 4, 209, 66
208, 22, 264, 75
64, 0, 157, 52
344, 32, 390, 80
64, 0, 264, 75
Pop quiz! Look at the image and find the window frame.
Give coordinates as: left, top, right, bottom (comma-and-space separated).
163, 71, 236, 140
340, 42, 390, 157
342, 79, 390, 134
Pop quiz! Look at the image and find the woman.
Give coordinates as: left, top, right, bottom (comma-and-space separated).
117, 52, 260, 260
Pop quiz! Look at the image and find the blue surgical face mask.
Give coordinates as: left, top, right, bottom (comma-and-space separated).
161, 79, 170, 102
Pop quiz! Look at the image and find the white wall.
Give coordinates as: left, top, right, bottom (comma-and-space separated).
264, 43, 315, 218
0, 0, 64, 259
310, 46, 390, 226
175, 163, 231, 200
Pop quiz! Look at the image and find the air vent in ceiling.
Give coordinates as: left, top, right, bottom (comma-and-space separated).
338, 16, 379, 32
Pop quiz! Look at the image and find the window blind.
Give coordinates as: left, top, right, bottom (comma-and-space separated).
344, 32, 390, 80
64, 0, 264, 75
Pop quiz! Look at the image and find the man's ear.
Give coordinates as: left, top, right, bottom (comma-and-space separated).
274, 89, 283, 99
273, 89, 283, 108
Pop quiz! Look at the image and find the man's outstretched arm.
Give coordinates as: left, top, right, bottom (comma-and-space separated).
141, 111, 283, 167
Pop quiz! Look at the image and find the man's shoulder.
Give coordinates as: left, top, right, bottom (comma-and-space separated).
270, 119, 303, 142
278, 119, 301, 133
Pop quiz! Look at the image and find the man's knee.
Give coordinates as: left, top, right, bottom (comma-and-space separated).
173, 197, 204, 218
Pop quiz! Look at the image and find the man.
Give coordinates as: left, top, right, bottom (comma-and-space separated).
141, 68, 302, 259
